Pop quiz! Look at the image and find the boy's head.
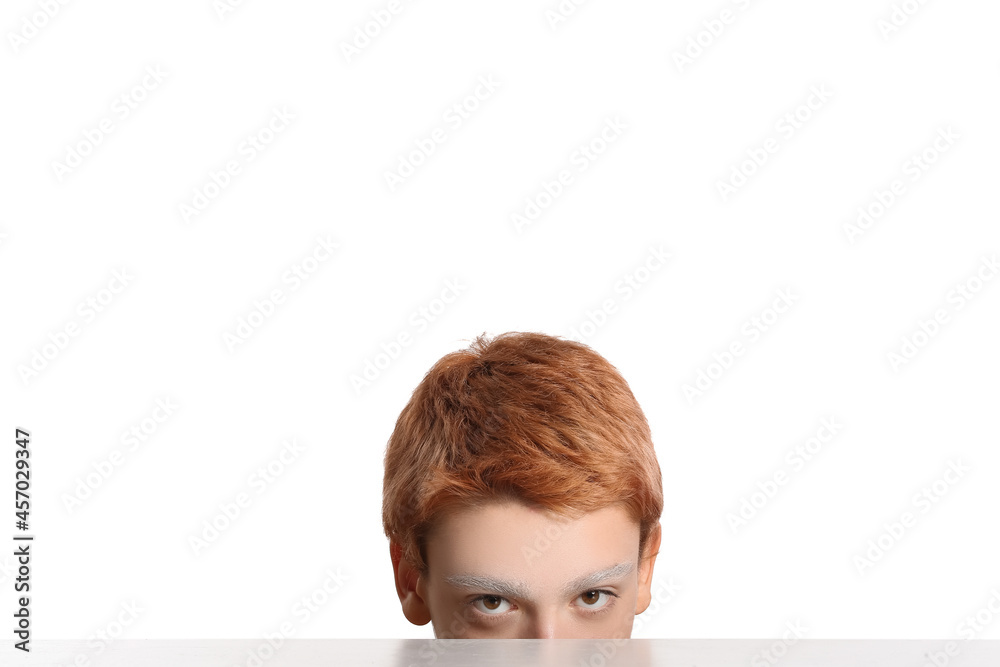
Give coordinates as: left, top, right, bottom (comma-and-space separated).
382, 331, 663, 638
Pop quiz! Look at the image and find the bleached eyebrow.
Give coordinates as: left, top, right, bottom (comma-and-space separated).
558, 561, 634, 596
444, 561, 635, 600
444, 574, 532, 600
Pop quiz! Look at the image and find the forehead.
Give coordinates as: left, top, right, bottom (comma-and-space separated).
425, 501, 639, 591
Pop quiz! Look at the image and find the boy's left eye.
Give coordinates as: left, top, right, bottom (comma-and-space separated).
577, 589, 614, 610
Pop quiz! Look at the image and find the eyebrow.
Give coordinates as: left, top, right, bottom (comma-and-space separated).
444, 561, 635, 599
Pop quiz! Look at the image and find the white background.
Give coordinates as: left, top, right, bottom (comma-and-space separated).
1, 0, 999, 643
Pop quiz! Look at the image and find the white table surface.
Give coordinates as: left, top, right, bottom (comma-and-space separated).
4, 639, 999, 666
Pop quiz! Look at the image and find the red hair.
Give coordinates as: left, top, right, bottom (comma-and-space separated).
382, 331, 663, 574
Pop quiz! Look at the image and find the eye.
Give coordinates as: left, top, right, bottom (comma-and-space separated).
470, 595, 513, 616
576, 589, 616, 611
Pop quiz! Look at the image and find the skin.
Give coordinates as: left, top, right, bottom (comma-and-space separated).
391, 500, 662, 638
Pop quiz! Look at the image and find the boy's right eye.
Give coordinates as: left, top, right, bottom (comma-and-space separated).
470, 595, 513, 616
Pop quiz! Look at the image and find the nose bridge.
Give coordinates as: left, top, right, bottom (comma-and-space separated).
526, 605, 561, 639
529, 619, 558, 639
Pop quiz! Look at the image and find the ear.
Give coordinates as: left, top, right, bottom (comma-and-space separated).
390, 541, 432, 625
634, 522, 662, 615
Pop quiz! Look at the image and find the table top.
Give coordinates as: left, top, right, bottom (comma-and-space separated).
5, 639, 1000, 666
